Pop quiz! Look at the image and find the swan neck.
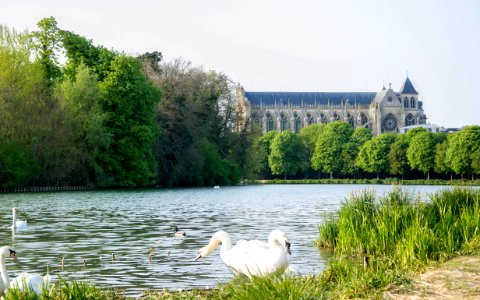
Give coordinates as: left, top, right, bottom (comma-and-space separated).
12, 212, 16, 227
212, 231, 232, 252
0, 254, 10, 289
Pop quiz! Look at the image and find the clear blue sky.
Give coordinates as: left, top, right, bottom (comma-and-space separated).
1, 0, 479, 128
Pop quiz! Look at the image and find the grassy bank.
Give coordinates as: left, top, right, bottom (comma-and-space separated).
257, 178, 480, 186
316, 187, 480, 298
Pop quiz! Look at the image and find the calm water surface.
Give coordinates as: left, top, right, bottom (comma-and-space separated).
0, 184, 446, 296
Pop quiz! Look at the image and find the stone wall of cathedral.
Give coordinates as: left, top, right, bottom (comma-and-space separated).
236, 80, 426, 136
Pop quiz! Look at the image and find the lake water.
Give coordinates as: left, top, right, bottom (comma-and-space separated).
0, 184, 447, 296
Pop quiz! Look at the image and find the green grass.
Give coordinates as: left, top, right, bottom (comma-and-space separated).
3, 278, 124, 300
315, 186, 480, 298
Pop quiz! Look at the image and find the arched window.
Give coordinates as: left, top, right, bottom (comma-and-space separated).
266, 112, 274, 132
404, 97, 409, 107
333, 112, 340, 121
405, 113, 415, 126
361, 113, 368, 126
347, 114, 355, 127
410, 97, 416, 108
319, 113, 327, 124
280, 112, 288, 131
307, 113, 315, 125
294, 113, 302, 133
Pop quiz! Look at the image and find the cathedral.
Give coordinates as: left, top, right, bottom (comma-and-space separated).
235, 77, 427, 136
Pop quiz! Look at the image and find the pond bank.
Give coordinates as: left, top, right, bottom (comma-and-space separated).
385, 255, 480, 299
256, 178, 480, 186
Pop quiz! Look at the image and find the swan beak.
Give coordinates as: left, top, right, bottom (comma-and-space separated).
285, 241, 292, 255
9, 249, 17, 260
194, 253, 202, 261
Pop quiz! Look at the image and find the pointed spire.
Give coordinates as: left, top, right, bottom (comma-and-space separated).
399, 77, 418, 94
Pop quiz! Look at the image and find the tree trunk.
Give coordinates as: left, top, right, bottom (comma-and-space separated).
427, 171, 430, 180
330, 172, 333, 179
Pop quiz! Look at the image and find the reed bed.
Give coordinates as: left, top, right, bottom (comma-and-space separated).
316, 186, 480, 298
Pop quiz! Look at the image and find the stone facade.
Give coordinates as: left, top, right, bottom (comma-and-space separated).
235, 77, 426, 136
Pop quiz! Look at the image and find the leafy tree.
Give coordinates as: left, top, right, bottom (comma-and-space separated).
55, 64, 110, 185
351, 127, 373, 146
471, 149, 480, 180
342, 127, 373, 177
250, 131, 278, 179
31, 17, 62, 86
268, 130, 307, 178
406, 127, 427, 142
312, 121, 353, 178
151, 58, 240, 186
357, 133, 396, 178
199, 139, 239, 186
98, 55, 162, 187
298, 124, 325, 176
446, 126, 480, 179
407, 131, 435, 179
61, 30, 117, 81
389, 134, 409, 179
434, 140, 451, 178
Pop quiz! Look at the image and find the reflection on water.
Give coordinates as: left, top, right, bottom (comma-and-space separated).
0, 184, 445, 296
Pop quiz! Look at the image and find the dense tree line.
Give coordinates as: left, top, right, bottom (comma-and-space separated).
0, 18, 243, 188
252, 121, 480, 180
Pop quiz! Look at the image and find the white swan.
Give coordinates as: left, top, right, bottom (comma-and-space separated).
11, 207, 27, 230
195, 230, 291, 278
0, 246, 51, 296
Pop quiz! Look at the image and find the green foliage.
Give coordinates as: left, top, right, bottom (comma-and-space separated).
0, 141, 38, 187
200, 139, 240, 186
434, 139, 450, 175
407, 131, 435, 179
98, 55, 161, 187
312, 121, 354, 178
356, 133, 396, 177
30, 17, 62, 86
389, 134, 410, 178
55, 64, 110, 185
351, 127, 373, 146
268, 131, 307, 178
152, 58, 241, 187
446, 126, 480, 176
61, 30, 117, 81
472, 149, 480, 176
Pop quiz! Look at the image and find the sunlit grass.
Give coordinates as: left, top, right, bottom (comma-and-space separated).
316, 186, 480, 298
3, 278, 124, 300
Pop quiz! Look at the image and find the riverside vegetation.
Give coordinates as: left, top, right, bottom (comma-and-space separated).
3, 187, 480, 299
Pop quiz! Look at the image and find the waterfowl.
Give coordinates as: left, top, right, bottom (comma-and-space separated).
0, 246, 51, 296
172, 226, 186, 237
195, 230, 291, 278
11, 207, 27, 230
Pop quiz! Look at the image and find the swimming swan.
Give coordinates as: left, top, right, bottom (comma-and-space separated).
0, 246, 51, 296
11, 207, 27, 230
195, 230, 291, 277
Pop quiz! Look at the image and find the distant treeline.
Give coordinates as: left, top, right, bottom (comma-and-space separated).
252, 121, 480, 181
1, 18, 479, 189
